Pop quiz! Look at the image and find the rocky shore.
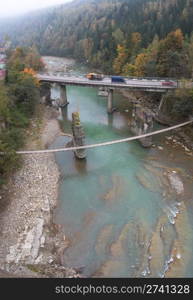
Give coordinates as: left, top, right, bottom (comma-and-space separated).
0, 106, 80, 278
42, 56, 75, 74
120, 89, 193, 152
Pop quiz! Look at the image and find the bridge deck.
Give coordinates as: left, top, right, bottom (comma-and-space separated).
37, 74, 177, 92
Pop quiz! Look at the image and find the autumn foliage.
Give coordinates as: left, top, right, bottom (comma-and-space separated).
0, 0, 193, 74
23, 68, 36, 76
114, 29, 192, 79
0, 47, 41, 184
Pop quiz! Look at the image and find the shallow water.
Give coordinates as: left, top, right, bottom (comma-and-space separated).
47, 57, 193, 278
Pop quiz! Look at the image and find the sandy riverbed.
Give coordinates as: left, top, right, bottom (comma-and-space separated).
0, 106, 80, 278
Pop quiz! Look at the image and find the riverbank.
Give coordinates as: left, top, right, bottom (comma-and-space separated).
4, 55, 191, 278
0, 105, 80, 278
42, 56, 75, 74
120, 89, 193, 151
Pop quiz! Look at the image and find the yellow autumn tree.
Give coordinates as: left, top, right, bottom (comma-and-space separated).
131, 32, 142, 46
122, 63, 136, 76
23, 68, 36, 76
113, 44, 128, 74
134, 53, 149, 77
162, 29, 184, 51
131, 32, 142, 55
22, 68, 39, 87
156, 29, 187, 77
173, 29, 184, 49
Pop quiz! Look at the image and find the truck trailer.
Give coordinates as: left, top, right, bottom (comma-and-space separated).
86, 73, 104, 80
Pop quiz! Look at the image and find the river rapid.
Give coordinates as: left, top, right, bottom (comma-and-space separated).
43, 56, 193, 278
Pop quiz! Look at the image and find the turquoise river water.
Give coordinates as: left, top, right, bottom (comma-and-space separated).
47, 58, 193, 278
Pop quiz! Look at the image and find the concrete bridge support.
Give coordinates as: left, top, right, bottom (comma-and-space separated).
40, 83, 51, 105
71, 112, 86, 159
155, 93, 174, 125
130, 105, 153, 147
107, 89, 114, 114
59, 85, 69, 107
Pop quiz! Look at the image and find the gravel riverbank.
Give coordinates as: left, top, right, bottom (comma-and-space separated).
0, 106, 80, 278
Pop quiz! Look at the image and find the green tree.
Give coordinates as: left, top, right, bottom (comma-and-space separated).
0, 47, 41, 186
0, 84, 10, 125
156, 29, 189, 78
8, 72, 40, 117
25, 45, 45, 71
188, 32, 193, 77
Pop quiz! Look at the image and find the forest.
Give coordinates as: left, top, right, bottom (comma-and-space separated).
113, 28, 193, 78
0, 47, 44, 185
0, 0, 193, 75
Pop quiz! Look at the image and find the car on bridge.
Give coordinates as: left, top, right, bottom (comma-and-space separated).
111, 76, 125, 83
161, 80, 176, 86
86, 73, 104, 80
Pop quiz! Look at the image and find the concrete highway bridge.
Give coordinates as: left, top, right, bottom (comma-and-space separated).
37, 74, 182, 113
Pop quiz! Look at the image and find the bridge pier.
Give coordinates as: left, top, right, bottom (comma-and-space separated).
59, 85, 69, 107
155, 93, 174, 125
40, 83, 51, 105
130, 105, 153, 147
72, 112, 86, 159
107, 89, 114, 114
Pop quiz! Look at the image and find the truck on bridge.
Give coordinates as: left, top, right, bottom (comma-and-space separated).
86, 73, 104, 80
111, 75, 125, 83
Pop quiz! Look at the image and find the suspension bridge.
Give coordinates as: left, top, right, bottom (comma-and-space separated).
13, 119, 193, 155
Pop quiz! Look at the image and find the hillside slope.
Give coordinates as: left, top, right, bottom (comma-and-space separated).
0, 0, 193, 71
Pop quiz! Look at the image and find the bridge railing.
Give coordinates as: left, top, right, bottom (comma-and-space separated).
38, 73, 184, 89
38, 72, 178, 82
92, 75, 176, 82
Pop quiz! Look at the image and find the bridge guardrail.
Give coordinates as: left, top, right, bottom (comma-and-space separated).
37, 77, 177, 90
38, 74, 186, 90
40, 73, 177, 79
39, 72, 178, 82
